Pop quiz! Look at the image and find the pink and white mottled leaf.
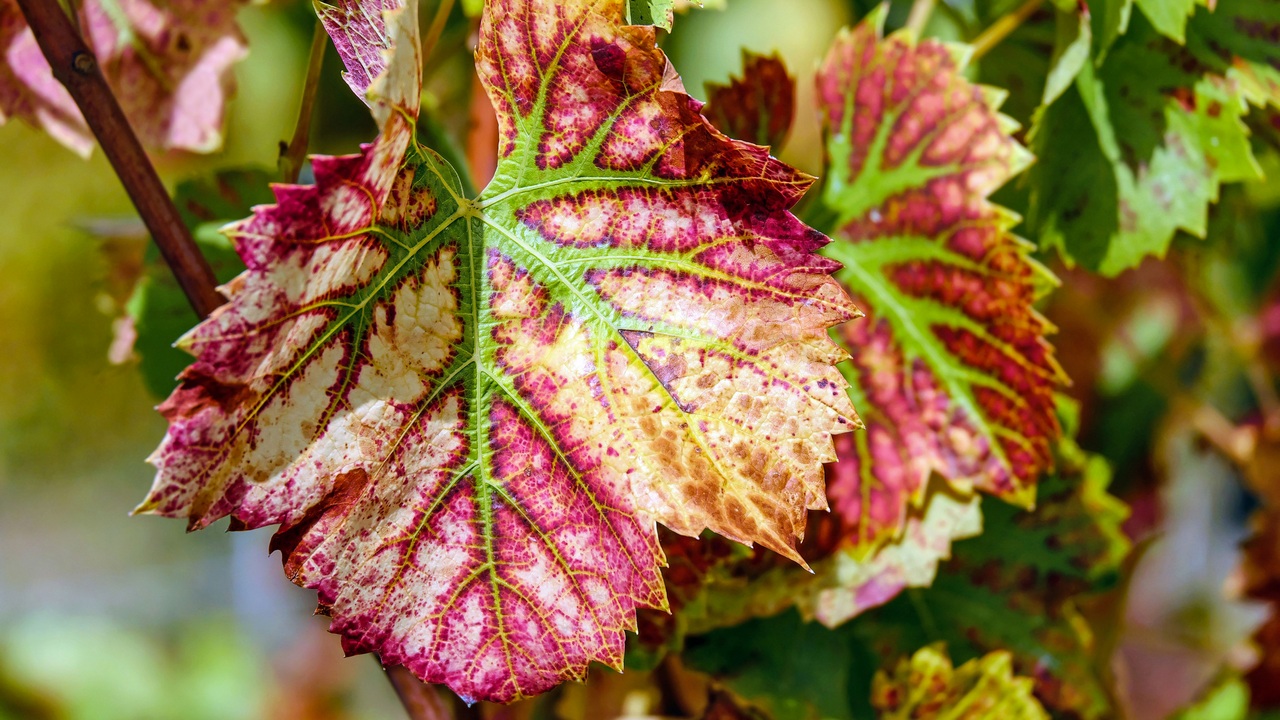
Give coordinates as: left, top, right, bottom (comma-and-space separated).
0, 0, 247, 156
139, 0, 858, 703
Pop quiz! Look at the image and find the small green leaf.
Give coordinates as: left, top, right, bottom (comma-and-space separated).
627, 0, 676, 29
1044, 4, 1092, 107
684, 610, 871, 720
1029, 14, 1262, 275
1090, 0, 1132, 59
1134, 0, 1207, 43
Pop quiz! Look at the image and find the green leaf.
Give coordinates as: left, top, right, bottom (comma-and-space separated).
126, 169, 273, 398
1186, 0, 1280, 110
1044, 4, 1092, 107
140, 0, 858, 703
1029, 14, 1262, 275
1134, 0, 1208, 43
1170, 675, 1250, 720
626, 0, 709, 29
1091, 0, 1133, 59
684, 610, 873, 720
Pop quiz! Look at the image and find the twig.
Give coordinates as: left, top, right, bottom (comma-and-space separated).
1190, 402, 1257, 467
905, 0, 937, 37
279, 18, 328, 184
383, 663, 458, 720
15, 0, 224, 319
971, 0, 1045, 61
423, 0, 456, 61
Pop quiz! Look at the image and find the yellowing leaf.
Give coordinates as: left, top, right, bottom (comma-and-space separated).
139, 0, 857, 703
872, 645, 1050, 720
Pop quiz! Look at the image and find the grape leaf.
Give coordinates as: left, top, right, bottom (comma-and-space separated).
872, 645, 1050, 720
1043, 3, 1092, 107
805, 479, 982, 626
1134, 0, 1208, 43
1091, 0, 1133, 59
815, 7, 1065, 554
850, 441, 1129, 719
703, 51, 795, 151
0, 0, 247, 156
138, 0, 858, 703
1186, 0, 1280, 110
684, 610, 872, 720
1028, 10, 1263, 275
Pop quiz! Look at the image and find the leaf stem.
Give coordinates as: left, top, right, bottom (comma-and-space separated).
970, 0, 1044, 61
466, 64, 498, 189
905, 0, 937, 37
279, 18, 328, 184
422, 0, 456, 61
383, 663, 459, 720
1189, 401, 1257, 467
15, 0, 224, 319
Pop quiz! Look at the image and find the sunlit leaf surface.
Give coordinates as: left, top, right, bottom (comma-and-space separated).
140, 0, 857, 703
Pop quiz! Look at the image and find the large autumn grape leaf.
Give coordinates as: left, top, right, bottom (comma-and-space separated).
814, 7, 1065, 558
703, 51, 796, 151
0, 0, 247, 156
872, 645, 1050, 720
138, 0, 858, 704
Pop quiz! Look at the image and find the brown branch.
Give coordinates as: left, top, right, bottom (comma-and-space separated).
383, 662, 470, 720
16, 0, 224, 319
422, 0, 457, 61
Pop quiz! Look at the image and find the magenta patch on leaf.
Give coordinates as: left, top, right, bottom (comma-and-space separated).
817, 11, 1065, 557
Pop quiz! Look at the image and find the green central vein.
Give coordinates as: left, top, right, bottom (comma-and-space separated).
826, 241, 1016, 475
